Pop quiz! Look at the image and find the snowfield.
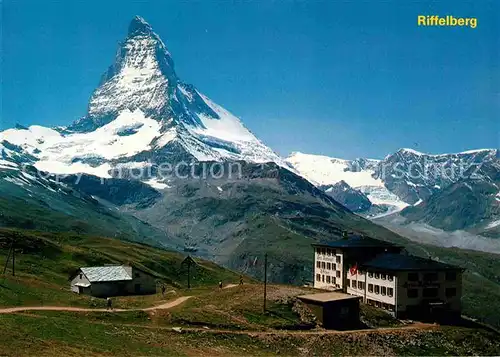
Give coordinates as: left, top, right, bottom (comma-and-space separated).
285, 152, 408, 210
285, 152, 383, 187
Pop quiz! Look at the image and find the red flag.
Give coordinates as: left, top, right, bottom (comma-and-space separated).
350, 264, 358, 275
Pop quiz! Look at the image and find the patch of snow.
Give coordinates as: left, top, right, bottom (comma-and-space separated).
485, 219, 500, 230
143, 178, 170, 189
399, 148, 424, 156
360, 185, 409, 217
190, 93, 256, 142
3, 176, 27, 187
155, 128, 177, 148
35, 161, 113, 178
217, 186, 223, 192
0, 160, 18, 170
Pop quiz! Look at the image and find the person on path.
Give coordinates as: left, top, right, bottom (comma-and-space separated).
239, 275, 244, 285
218, 281, 223, 290
161, 285, 166, 297
106, 297, 112, 311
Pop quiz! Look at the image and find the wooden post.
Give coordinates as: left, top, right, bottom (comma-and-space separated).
12, 240, 15, 276
187, 257, 191, 289
2, 243, 12, 275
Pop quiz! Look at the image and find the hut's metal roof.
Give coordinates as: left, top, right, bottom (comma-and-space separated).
80, 266, 132, 282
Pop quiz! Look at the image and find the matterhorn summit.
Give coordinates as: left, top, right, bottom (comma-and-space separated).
1, 16, 283, 180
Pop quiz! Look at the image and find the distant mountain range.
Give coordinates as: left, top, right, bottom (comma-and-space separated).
286, 149, 499, 238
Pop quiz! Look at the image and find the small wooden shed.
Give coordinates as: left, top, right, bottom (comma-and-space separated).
298, 292, 361, 330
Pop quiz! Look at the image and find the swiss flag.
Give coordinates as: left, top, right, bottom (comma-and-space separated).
349, 264, 358, 275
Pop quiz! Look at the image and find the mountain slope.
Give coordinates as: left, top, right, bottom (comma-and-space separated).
374, 148, 499, 204
59, 161, 420, 284
401, 179, 500, 236
0, 163, 178, 248
321, 180, 373, 212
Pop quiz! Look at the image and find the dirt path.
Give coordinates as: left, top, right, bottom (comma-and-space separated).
223, 284, 238, 289
143, 296, 191, 311
0, 296, 192, 314
0, 283, 243, 315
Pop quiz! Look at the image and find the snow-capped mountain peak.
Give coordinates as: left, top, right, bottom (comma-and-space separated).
1, 16, 284, 181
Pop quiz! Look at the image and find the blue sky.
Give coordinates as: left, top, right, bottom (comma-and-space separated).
2, 0, 498, 159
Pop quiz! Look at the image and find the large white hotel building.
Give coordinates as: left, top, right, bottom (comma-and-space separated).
313, 235, 463, 320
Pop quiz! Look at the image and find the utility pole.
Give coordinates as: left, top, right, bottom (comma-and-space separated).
187, 257, 191, 289
3, 242, 13, 275
12, 239, 15, 276
263, 253, 268, 313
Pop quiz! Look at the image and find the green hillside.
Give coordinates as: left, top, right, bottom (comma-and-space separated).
0, 228, 247, 308
0, 168, 180, 249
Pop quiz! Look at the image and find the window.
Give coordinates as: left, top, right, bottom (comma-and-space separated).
368, 284, 374, 293
352, 280, 356, 288
446, 271, 457, 281
135, 273, 140, 278
79, 274, 83, 279
358, 281, 363, 290
381, 274, 386, 280
322, 275, 325, 282
336, 256, 341, 264
333, 263, 337, 270
388, 275, 394, 281
336, 271, 341, 278
316, 274, 321, 281
333, 277, 336, 284
321, 262, 326, 269
423, 273, 438, 282
375, 285, 380, 294
407, 289, 418, 298
368, 272, 373, 278
327, 249, 331, 256
316, 261, 321, 268
423, 288, 438, 298
327, 262, 331, 270
381, 286, 387, 296
375, 273, 380, 279
326, 276, 331, 284
388, 288, 394, 297
446, 287, 457, 298
408, 273, 418, 281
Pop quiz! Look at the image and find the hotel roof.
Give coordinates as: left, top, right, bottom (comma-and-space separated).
362, 253, 463, 271
312, 235, 399, 249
